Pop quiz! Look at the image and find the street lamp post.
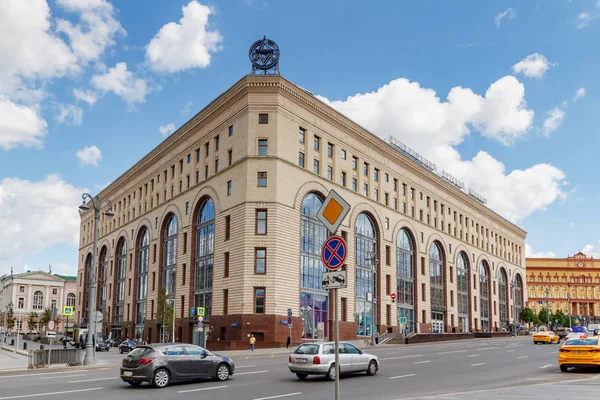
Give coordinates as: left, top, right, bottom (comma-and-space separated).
79, 193, 114, 366
510, 279, 517, 337
545, 286, 550, 329
366, 251, 378, 346
567, 293, 572, 329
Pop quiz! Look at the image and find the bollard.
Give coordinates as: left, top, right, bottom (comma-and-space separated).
23, 342, 27, 350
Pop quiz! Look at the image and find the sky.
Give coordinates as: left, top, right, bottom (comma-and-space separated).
1, 0, 599, 277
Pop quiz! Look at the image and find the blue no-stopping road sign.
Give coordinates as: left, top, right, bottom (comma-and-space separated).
321, 236, 347, 271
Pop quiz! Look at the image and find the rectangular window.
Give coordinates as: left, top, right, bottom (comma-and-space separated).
313, 159, 320, 174
183, 232, 188, 254
299, 127, 305, 143
182, 264, 186, 286
185, 201, 189, 215
255, 248, 267, 274
386, 246, 391, 265
254, 288, 265, 313
257, 172, 267, 187
352, 156, 357, 170
341, 149, 346, 160
225, 215, 231, 241
327, 165, 333, 180
385, 217, 389, 230
363, 183, 369, 197
18, 297, 24, 309
258, 139, 268, 156
374, 168, 379, 181
215, 135, 220, 150
374, 188, 379, 201
223, 289, 229, 315
298, 152, 305, 168
259, 113, 268, 124
341, 297, 347, 321
205, 165, 209, 179
386, 274, 391, 295
386, 304, 391, 327
196, 170, 199, 184
228, 149, 232, 166
205, 143, 210, 157
341, 171, 347, 186
215, 159, 219, 173
385, 192, 389, 206
384, 173, 389, 182
256, 209, 267, 235
229, 125, 233, 136
196, 149, 200, 163
422, 283, 426, 301
421, 257, 425, 275
327, 142, 333, 157
352, 178, 357, 192
227, 180, 232, 196
314, 136, 320, 151
364, 162, 369, 176
224, 252, 230, 277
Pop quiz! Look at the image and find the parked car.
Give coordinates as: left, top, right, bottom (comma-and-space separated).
554, 327, 572, 339
288, 342, 379, 380
119, 339, 139, 354
120, 343, 235, 388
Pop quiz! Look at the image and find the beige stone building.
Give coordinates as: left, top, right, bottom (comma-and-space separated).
77, 74, 527, 350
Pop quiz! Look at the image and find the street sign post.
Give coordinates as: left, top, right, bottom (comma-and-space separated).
197, 307, 205, 317
391, 293, 397, 303
190, 307, 196, 317
321, 236, 347, 271
316, 189, 350, 234
287, 309, 293, 351
322, 270, 347, 289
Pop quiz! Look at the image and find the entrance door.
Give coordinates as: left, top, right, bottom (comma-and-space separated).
432, 312, 444, 333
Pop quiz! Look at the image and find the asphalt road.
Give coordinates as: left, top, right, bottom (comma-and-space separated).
1, 336, 599, 400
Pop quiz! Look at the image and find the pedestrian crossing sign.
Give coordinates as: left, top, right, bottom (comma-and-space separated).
63, 306, 73, 316
399, 317, 407, 325
197, 307, 205, 317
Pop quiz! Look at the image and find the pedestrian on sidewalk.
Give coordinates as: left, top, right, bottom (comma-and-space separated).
249, 334, 256, 352
286, 336, 291, 349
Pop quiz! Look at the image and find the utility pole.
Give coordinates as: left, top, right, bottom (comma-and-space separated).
567, 293, 572, 329
545, 286, 550, 329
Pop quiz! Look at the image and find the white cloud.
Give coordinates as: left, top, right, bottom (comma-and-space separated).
0, 97, 47, 150
569, 222, 575, 229
76, 145, 102, 166
91, 62, 150, 105
57, 103, 83, 125
55, 0, 126, 64
146, 1, 223, 73
73, 88, 98, 106
525, 244, 556, 258
0, 175, 84, 265
319, 75, 566, 223
577, 12, 597, 29
495, 8, 516, 27
159, 123, 176, 136
512, 53, 553, 79
541, 107, 565, 137
94, 181, 112, 190
181, 101, 194, 116
582, 244, 600, 258
573, 87, 586, 102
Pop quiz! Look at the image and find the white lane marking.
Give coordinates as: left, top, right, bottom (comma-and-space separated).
252, 393, 302, 400
468, 354, 480, 357
540, 365, 554, 369
0, 370, 87, 379
518, 356, 528, 359
551, 351, 558, 354
380, 354, 423, 361
40, 374, 86, 380
476, 347, 499, 350
177, 385, 228, 393
0, 387, 103, 400
507, 350, 515, 353
436, 350, 466, 355
67, 377, 118, 383
471, 362, 486, 367
389, 374, 416, 380
235, 370, 269, 376
236, 365, 257, 369
413, 360, 431, 364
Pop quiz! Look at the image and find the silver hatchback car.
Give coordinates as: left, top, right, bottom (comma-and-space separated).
288, 342, 379, 380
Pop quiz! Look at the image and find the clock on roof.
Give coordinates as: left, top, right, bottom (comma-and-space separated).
577, 262, 584, 267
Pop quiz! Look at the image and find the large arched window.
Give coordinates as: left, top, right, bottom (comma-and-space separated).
397, 229, 414, 333
499, 268, 508, 328
457, 252, 470, 333
135, 228, 149, 339
480, 261, 490, 332
195, 199, 214, 323
115, 238, 127, 328
33, 290, 44, 310
163, 215, 177, 296
355, 213, 377, 337
514, 274, 523, 322
300, 193, 329, 340
98, 247, 108, 313
430, 242, 445, 333
84, 254, 92, 319
66, 292, 76, 307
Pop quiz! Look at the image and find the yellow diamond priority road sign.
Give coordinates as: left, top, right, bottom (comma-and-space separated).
316, 189, 351, 234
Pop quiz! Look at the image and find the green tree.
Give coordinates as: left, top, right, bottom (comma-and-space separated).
27, 312, 39, 333
156, 287, 174, 343
519, 307, 535, 328
40, 307, 52, 330
538, 308, 550, 327
5, 303, 15, 332
553, 310, 568, 327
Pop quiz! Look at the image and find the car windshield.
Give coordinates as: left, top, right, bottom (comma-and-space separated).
565, 338, 599, 346
128, 347, 153, 358
294, 344, 320, 355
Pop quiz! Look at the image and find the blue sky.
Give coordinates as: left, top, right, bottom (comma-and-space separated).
1, 0, 599, 276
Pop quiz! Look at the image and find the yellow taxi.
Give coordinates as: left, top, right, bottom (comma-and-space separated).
558, 336, 600, 372
533, 331, 560, 344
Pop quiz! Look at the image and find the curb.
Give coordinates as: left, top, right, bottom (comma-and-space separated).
0, 362, 119, 376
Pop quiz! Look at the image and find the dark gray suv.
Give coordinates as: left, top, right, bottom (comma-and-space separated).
120, 343, 235, 388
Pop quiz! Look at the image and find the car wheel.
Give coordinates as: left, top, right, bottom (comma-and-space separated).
296, 373, 308, 380
215, 364, 230, 381
127, 381, 142, 386
152, 369, 170, 388
560, 365, 568, 372
326, 364, 336, 381
366, 360, 378, 376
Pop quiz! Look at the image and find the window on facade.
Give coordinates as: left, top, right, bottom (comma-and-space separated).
327, 165, 333, 180
374, 168, 379, 181
163, 216, 177, 297
341, 172, 347, 187
52, 288, 58, 295
205, 165, 209, 179
257, 172, 267, 187
259, 113, 268, 124
258, 139, 268, 156
195, 198, 214, 323
254, 288, 265, 313
256, 209, 267, 235
229, 125, 233, 136
352, 178, 357, 192
136, 228, 149, 329
227, 180, 232, 196
363, 183, 369, 197
298, 152, 305, 168
364, 162, 369, 176
341, 149, 346, 159
314, 159, 320, 174
314, 136, 320, 151
498, 268, 509, 326
18, 297, 24, 309
355, 213, 377, 336
397, 229, 414, 333
327, 143, 333, 157
224, 252, 230, 278
352, 156, 357, 170
228, 149, 232, 166
299, 127, 305, 143
225, 215, 231, 241
255, 248, 267, 274
205, 143, 210, 157
480, 261, 490, 332
457, 253, 470, 333
215, 159, 219, 173
430, 243, 445, 331
67, 292, 76, 307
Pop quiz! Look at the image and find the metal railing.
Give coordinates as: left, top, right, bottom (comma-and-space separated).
28, 348, 84, 369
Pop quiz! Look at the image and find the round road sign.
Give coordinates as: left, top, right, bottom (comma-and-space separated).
47, 320, 55, 332
321, 236, 347, 271
391, 293, 397, 301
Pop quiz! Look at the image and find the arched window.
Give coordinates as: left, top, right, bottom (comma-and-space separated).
163, 215, 177, 296
430, 243, 445, 333
135, 228, 149, 338
397, 229, 414, 333
514, 274, 523, 322
499, 268, 508, 328
300, 193, 329, 339
98, 247, 108, 313
115, 238, 127, 328
195, 199, 214, 323
480, 261, 490, 332
66, 293, 76, 307
33, 291, 44, 310
355, 213, 377, 337
84, 254, 93, 317
457, 252, 470, 333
